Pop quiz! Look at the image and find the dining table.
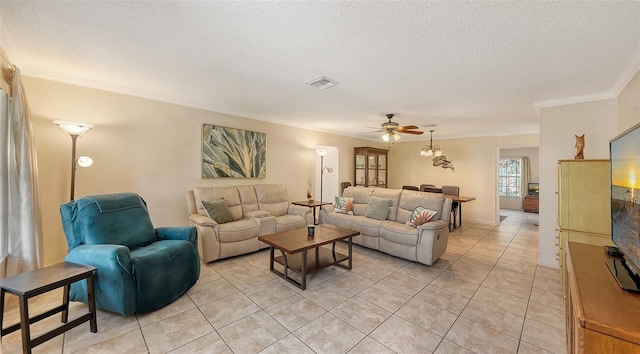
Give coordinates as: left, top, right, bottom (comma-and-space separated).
444, 195, 476, 230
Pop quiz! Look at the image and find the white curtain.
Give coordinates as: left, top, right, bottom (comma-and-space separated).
0, 67, 43, 277
521, 157, 531, 207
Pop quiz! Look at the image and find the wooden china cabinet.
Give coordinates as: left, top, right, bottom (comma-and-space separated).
354, 147, 388, 188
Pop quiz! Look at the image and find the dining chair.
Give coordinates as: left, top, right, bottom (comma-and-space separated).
419, 184, 436, 192
402, 185, 419, 191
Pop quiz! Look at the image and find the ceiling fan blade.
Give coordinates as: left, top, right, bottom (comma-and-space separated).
397, 125, 419, 130
401, 130, 424, 135
357, 130, 383, 135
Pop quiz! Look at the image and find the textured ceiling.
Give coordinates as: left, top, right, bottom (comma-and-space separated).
1, 1, 639, 141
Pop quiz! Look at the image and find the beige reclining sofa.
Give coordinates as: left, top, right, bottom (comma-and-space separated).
186, 184, 310, 262
320, 186, 452, 265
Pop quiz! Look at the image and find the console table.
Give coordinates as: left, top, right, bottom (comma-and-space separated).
565, 242, 640, 353
0, 262, 97, 354
291, 200, 332, 225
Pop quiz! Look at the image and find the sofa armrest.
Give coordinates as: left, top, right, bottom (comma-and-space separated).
65, 244, 137, 315
189, 214, 218, 227
321, 204, 335, 213
418, 219, 449, 231
156, 226, 197, 246
287, 204, 311, 217
67, 244, 132, 271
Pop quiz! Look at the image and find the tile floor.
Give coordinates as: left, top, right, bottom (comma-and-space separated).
0, 210, 567, 354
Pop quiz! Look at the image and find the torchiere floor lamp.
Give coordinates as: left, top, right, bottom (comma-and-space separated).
54, 121, 94, 201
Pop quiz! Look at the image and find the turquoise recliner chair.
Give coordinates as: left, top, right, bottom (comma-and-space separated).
60, 192, 200, 316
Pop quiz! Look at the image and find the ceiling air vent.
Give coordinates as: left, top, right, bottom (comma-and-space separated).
306, 76, 338, 89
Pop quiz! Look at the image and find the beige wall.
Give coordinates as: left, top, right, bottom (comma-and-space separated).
617, 70, 640, 133
538, 68, 640, 269
27, 73, 542, 264
24, 77, 384, 265
538, 99, 618, 268
388, 134, 539, 225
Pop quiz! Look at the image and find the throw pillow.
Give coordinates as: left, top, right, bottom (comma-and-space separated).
202, 199, 234, 224
334, 196, 354, 214
364, 196, 392, 220
406, 205, 438, 228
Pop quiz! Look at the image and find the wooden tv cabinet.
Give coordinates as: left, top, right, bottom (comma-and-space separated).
565, 242, 640, 353
523, 195, 539, 213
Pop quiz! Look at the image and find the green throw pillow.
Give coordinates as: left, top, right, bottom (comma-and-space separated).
202, 199, 234, 224
364, 196, 392, 220
406, 205, 438, 228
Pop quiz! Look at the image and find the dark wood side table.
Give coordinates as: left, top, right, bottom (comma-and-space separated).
0, 262, 97, 354
291, 200, 332, 225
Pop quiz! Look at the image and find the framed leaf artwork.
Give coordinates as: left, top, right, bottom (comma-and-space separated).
202, 124, 266, 178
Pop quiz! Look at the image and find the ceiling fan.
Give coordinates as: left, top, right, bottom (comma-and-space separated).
377, 114, 424, 141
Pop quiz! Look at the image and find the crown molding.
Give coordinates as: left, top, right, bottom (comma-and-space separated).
610, 46, 640, 97
534, 47, 640, 116
534, 91, 616, 110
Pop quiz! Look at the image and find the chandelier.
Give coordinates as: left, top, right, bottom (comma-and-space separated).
420, 130, 442, 156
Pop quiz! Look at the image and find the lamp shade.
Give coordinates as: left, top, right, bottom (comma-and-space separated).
54, 120, 94, 136
316, 149, 328, 157
77, 156, 93, 167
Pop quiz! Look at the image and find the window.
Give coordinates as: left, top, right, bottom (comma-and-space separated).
499, 158, 521, 197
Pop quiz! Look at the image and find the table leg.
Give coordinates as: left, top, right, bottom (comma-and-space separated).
348, 237, 353, 269
18, 295, 31, 354
301, 249, 308, 290
61, 284, 69, 323
312, 207, 317, 225
458, 203, 463, 227
87, 275, 97, 333
0, 289, 5, 338
269, 247, 275, 271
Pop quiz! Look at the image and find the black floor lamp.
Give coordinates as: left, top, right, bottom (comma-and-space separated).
54, 121, 94, 201
316, 149, 333, 211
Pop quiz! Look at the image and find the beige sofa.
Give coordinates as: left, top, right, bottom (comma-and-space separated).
186, 184, 310, 262
320, 186, 452, 265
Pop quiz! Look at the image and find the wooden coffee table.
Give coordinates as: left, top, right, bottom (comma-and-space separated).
258, 224, 359, 290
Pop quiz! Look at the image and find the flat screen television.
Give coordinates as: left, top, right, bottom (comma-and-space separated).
609, 122, 640, 292
527, 182, 539, 196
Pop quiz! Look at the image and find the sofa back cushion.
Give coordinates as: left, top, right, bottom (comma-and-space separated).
194, 186, 243, 221
396, 190, 445, 224
237, 185, 260, 213
343, 187, 374, 216
254, 184, 290, 217
371, 188, 402, 220
60, 193, 156, 250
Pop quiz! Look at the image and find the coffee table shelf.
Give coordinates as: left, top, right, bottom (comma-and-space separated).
273, 247, 349, 274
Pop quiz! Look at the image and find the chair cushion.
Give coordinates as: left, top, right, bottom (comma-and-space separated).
202, 199, 234, 224
217, 219, 260, 242
379, 221, 419, 246
274, 214, 306, 232
130, 240, 200, 313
